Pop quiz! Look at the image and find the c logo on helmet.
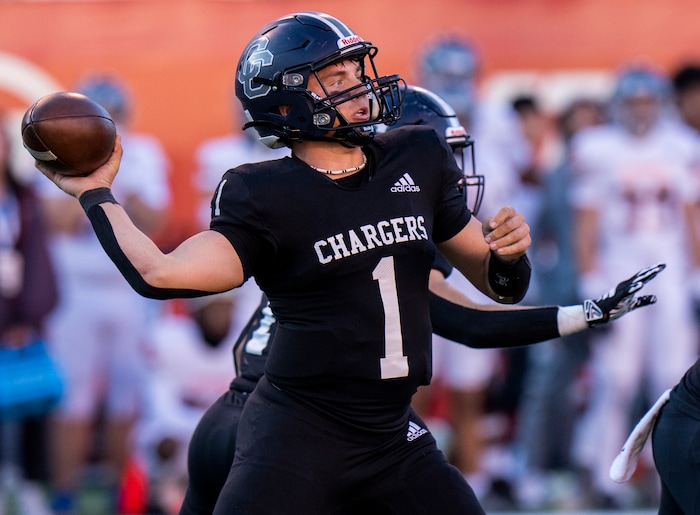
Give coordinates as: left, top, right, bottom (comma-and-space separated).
238, 37, 274, 100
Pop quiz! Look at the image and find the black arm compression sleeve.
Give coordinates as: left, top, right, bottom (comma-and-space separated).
429, 292, 560, 348
80, 188, 216, 300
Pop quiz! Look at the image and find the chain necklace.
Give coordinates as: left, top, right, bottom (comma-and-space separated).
306, 153, 367, 176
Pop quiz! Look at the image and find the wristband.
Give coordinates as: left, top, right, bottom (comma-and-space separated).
556, 305, 588, 336
78, 187, 118, 214
488, 251, 531, 303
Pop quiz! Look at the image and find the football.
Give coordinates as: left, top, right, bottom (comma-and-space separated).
21, 91, 117, 176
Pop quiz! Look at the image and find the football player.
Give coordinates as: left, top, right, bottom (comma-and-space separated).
650, 357, 700, 514
179, 85, 664, 515
570, 64, 700, 506
34, 13, 654, 514
37, 10, 525, 509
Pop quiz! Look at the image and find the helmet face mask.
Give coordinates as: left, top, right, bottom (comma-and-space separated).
382, 85, 485, 216
611, 66, 670, 136
456, 139, 484, 217
236, 12, 405, 148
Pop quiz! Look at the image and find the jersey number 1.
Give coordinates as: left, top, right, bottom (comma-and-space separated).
373, 256, 410, 379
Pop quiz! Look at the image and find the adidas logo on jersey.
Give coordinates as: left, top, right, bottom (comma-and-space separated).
391, 173, 421, 192
406, 421, 428, 442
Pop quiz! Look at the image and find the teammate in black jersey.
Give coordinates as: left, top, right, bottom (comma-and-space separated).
651, 358, 700, 514
608, 355, 700, 514
180, 86, 665, 515
33, 12, 647, 514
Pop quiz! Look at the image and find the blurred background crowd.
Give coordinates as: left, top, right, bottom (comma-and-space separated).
2, 1, 700, 514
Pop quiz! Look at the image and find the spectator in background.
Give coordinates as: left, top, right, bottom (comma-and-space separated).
671, 63, 700, 134
413, 35, 533, 505
513, 97, 607, 510
0, 114, 58, 515
511, 95, 562, 193
671, 63, 700, 316
38, 73, 171, 515
570, 64, 700, 508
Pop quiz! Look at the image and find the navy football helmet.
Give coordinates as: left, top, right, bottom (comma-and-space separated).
235, 12, 405, 148
386, 85, 484, 215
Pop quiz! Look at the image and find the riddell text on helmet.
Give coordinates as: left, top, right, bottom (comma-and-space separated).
338, 35, 363, 48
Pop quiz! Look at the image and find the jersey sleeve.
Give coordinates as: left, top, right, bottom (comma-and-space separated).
432, 251, 453, 278
208, 171, 276, 280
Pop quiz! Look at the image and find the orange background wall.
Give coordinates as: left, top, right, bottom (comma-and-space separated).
1, 0, 699, 244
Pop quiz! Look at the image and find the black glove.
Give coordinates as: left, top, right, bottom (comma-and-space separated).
583, 263, 666, 327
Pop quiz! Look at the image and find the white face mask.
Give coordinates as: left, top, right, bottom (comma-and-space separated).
616, 96, 662, 136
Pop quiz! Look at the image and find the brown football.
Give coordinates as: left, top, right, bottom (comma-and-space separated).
21, 91, 116, 176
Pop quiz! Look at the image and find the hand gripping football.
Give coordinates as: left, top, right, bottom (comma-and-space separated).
21, 91, 116, 176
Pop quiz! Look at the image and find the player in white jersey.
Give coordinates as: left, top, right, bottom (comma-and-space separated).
570, 64, 700, 508
39, 74, 171, 515
415, 36, 535, 497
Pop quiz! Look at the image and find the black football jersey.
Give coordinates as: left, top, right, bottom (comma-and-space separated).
210, 126, 470, 430
673, 358, 700, 412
